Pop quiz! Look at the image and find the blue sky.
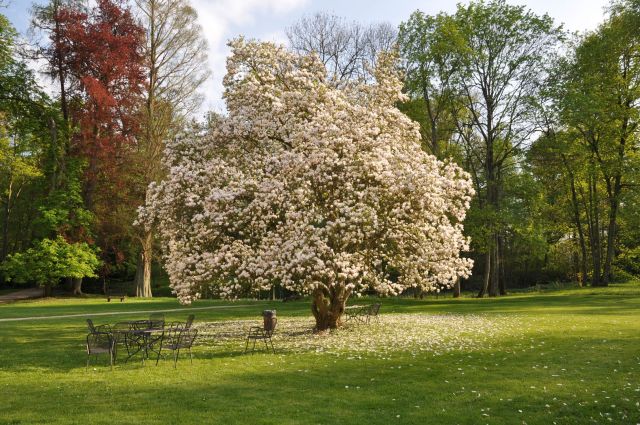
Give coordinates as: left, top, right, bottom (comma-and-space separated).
3, 0, 610, 113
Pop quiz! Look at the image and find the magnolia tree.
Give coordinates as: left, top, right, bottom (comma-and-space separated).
138, 38, 474, 331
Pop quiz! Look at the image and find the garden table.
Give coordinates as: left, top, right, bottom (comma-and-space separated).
344, 305, 368, 323
112, 321, 165, 364
344, 304, 381, 324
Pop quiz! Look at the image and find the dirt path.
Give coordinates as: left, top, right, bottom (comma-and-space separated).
0, 287, 44, 304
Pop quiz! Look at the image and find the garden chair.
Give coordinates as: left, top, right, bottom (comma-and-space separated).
86, 318, 111, 333
366, 303, 381, 323
148, 312, 166, 330
169, 314, 195, 330
86, 327, 115, 370
185, 314, 195, 329
245, 310, 277, 354
155, 324, 198, 368
111, 321, 136, 361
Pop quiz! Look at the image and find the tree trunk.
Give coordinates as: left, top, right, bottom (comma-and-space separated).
498, 235, 507, 295
135, 231, 153, 297
1, 178, 12, 262
564, 156, 588, 286
489, 240, 499, 297
477, 252, 491, 298
43, 284, 52, 297
72, 277, 83, 295
311, 284, 350, 331
588, 174, 603, 286
453, 278, 461, 298
602, 177, 621, 286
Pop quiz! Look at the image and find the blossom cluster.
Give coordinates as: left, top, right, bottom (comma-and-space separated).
138, 38, 474, 304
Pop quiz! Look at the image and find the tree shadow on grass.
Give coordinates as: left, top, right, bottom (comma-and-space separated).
1, 331, 638, 425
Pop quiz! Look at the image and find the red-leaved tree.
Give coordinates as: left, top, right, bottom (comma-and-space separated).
54, 0, 146, 279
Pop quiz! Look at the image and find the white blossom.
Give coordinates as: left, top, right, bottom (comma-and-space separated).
139, 38, 474, 304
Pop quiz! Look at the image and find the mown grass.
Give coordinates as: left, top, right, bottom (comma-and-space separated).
0, 283, 638, 424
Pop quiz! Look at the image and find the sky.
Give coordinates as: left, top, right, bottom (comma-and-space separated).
4, 0, 611, 114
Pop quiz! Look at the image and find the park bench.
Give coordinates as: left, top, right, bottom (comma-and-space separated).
344, 303, 381, 324
106, 293, 126, 302
105, 281, 130, 302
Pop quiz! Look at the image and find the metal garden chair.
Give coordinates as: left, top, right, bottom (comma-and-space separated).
155, 324, 198, 368
367, 303, 381, 323
148, 312, 166, 330
185, 314, 195, 329
86, 327, 115, 370
245, 310, 277, 354
168, 314, 195, 330
86, 318, 111, 333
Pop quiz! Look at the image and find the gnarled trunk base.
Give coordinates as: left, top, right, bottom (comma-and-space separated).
311, 285, 350, 332
135, 231, 153, 297
72, 277, 83, 296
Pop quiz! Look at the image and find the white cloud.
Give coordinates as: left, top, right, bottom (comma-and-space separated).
190, 0, 308, 114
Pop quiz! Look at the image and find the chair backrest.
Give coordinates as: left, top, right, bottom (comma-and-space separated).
370, 303, 381, 316
149, 313, 165, 329
178, 328, 198, 349
185, 314, 195, 329
86, 332, 112, 353
86, 319, 96, 333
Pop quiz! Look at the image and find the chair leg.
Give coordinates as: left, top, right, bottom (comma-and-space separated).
188, 348, 193, 364
252, 338, 257, 353
244, 337, 250, 354
263, 337, 269, 351
269, 337, 275, 354
173, 348, 180, 368
156, 345, 163, 366
86, 354, 90, 370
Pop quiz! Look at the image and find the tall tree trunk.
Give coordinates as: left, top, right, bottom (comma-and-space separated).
602, 176, 622, 286
72, 277, 83, 295
564, 155, 588, 286
498, 236, 506, 295
48, 118, 59, 194
1, 178, 12, 262
489, 240, 499, 297
477, 252, 491, 298
43, 284, 52, 297
589, 174, 603, 286
311, 284, 351, 331
135, 231, 153, 297
453, 277, 461, 298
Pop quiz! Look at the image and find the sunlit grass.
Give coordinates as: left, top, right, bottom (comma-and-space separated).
0, 282, 638, 424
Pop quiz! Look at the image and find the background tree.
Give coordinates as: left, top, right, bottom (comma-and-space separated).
551, 1, 640, 286
41, 0, 145, 293
448, 0, 562, 296
130, 0, 210, 297
139, 40, 474, 329
286, 12, 396, 84
2, 236, 100, 296
397, 11, 463, 158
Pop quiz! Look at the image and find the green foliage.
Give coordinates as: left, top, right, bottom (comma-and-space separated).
35, 158, 95, 239
2, 236, 100, 287
397, 10, 465, 158
615, 246, 640, 276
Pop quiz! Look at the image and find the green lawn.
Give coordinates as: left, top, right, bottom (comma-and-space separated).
0, 283, 638, 424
